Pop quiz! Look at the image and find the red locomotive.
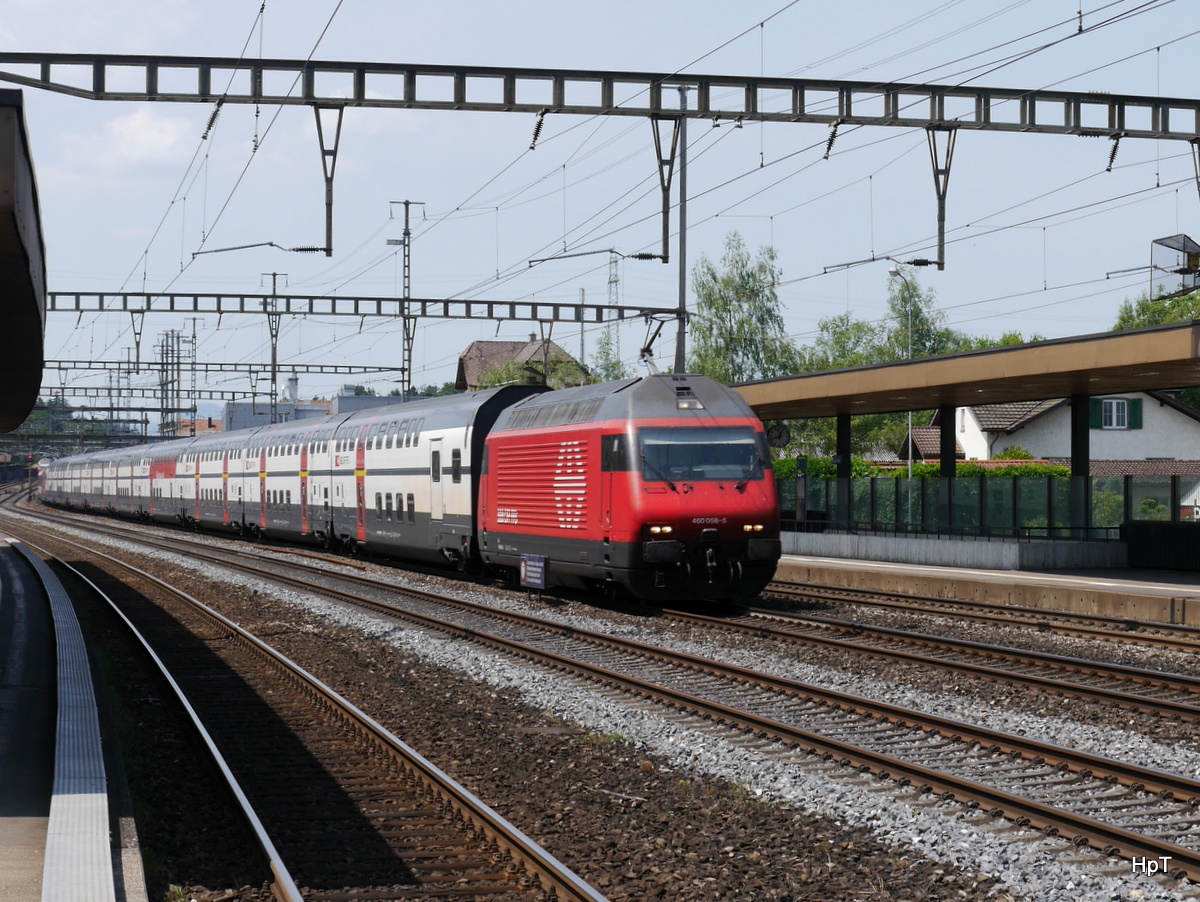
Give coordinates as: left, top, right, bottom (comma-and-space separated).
480, 374, 780, 602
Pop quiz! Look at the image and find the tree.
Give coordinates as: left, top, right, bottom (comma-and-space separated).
1112, 287, 1200, 331
802, 312, 884, 372
589, 327, 632, 383
688, 232, 802, 384
1112, 287, 1200, 410
475, 352, 590, 391
789, 269, 1045, 457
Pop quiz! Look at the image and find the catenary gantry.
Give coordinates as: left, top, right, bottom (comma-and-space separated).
6, 54, 1200, 375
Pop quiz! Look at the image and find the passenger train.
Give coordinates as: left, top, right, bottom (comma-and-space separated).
39, 374, 782, 603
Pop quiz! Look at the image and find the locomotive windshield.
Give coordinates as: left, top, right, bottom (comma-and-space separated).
638, 426, 768, 483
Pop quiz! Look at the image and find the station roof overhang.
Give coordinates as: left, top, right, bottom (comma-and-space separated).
735, 321, 1200, 420
0, 88, 45, 431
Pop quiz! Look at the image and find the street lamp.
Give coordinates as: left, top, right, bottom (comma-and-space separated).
887, 263, 915, 479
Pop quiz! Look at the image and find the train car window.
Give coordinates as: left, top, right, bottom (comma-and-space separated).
286, 491, 292, 505
431, 450, 441, 482
385, 494, 393, 521
375, 492, 383, 520
406, 493, 415, 523
323, 487, 329, 509
397, 419, 408, 448
451, 449, 462, 483
601, 434, 631, 471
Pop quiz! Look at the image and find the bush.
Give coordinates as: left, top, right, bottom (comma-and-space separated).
994, 445, 1034, 460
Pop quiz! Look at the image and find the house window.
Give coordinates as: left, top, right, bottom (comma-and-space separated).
1090, 396, 1142, 431
1102, 399, 1127, 430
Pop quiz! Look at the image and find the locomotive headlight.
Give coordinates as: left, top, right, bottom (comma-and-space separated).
743, 523, 765, 532
649, 525, 673, 535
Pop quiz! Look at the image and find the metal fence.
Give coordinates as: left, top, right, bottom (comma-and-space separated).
775, 474, 1197, 540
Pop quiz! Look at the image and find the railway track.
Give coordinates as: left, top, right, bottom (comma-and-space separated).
18, 527, 609, 902
12, 505, 1200, 880
767, 578, 1200, 653
24, 500, 1200, 723
666, 608, 1200, 722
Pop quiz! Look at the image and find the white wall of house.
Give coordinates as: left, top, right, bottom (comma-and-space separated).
970, 393, 1200, 460
956, 407, 990, 460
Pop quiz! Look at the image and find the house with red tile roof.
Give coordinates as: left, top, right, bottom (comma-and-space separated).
455, 334, 587, 392
936, 391, 1200, 468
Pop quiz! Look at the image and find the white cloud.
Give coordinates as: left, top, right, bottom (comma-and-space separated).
59, 107, 196, 172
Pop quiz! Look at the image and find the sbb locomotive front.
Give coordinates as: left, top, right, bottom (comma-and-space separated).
39, 374, 781, 603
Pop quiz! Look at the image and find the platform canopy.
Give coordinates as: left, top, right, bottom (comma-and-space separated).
0, 89, 45, 431
735, 321, 1200, 420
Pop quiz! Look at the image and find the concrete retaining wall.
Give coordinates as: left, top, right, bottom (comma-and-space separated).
782, 531, 1128, 570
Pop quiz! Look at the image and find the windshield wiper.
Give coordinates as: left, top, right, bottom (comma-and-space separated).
735, 453, 764, 492
641, 452, 679, 493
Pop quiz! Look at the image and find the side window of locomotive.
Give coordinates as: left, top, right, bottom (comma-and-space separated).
431, 450, 441, 482
601, 434, 630, 471
451, 449, 462, 483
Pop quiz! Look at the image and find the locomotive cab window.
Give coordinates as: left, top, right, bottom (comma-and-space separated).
431, 449, 441, 482
638, 426, 768, 483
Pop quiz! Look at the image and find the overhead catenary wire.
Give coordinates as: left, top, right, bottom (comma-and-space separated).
62, 2, 1198, 394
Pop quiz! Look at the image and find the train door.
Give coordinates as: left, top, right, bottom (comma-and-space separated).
300, 442, 310, 535
259, 447, 267, 529
429, 438, 444, 521
355, 435, 367, 542
222, 452, 230, 525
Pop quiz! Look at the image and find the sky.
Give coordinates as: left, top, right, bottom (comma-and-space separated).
3, 0, 1199, 426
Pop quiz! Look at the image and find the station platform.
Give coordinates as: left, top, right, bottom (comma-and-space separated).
0, 537, 145, 901
776, 553, 1200, 626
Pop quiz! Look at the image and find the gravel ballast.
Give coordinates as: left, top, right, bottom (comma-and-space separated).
16, 509, 1200, 900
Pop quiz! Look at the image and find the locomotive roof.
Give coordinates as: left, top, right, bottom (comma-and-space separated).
493, 374, 758, 432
